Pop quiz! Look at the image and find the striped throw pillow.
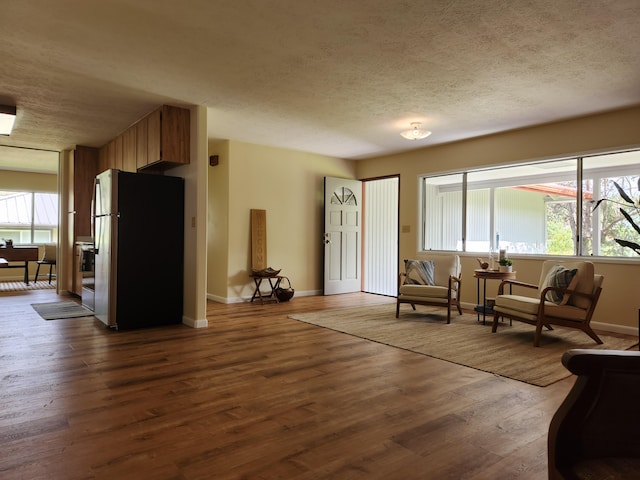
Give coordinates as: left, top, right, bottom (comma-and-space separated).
403, 260, 435, 286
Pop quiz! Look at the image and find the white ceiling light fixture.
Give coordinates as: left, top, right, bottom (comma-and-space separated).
0, 105, 17, 135
400, 122, 431, 140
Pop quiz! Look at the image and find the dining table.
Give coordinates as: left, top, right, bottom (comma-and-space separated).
0, 246, 39, 284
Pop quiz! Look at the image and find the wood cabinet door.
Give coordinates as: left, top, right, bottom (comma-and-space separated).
73, 146, 99, 238
122, 127, 137, 172
98, 144, 109, 174
99, 139, 119, 172
161, 105, 190, 164
112, 135, 123, 171
147, 108, 162, 165
136, 117, 148, 169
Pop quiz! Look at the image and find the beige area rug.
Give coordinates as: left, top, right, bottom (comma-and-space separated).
289, 304, 638, 387
0, 280, 56, 292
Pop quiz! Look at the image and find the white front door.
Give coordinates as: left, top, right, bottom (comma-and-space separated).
324, 177, 362, 295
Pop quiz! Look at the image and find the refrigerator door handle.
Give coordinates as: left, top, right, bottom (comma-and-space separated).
95, 214, 120, 254
94, 178, 102, 254
91, 177, 98, 250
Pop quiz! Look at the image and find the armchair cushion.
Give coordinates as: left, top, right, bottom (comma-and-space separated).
538, 261, 594, 309
432, 255, 460, 289
540, 265, 578, 305
495, 294, 541, 316
495, 295, 589, 322
403, 259, 435, 286
398, 284, 450, 299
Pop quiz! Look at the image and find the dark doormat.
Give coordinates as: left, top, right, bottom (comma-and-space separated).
31, 301, 94, 320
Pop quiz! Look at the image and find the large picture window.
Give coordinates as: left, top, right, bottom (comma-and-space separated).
420, 149, 639, 258
0, 191, 58, 244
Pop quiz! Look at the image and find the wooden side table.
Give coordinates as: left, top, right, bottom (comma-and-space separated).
250, 275, 283, 304
473, 269, 516, 325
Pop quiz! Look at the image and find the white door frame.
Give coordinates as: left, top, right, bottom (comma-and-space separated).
323, 177, 362, 295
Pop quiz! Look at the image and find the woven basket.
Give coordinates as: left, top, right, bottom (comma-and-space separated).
275, 276, 294, 302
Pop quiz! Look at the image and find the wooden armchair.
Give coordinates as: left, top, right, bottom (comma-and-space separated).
491, 260, 603, 347
549, 349, 640, 479
396, 255, 462, 323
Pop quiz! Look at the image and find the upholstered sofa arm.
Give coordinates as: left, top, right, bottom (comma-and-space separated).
548, 349, 640, 479
562, 348, 640, 374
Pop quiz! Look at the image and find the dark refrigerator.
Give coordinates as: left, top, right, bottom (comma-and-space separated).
93, 169, 184, 329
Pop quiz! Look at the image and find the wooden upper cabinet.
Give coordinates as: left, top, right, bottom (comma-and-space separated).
98, 143, 109, 174
159, 105, 190, 165
146, 108, 161, 167
100, 104, 190, 173
135, 116, 148, 170
122, 127, 137, 172
112, 135, 123, 171
143, 105, 190, 170
72, 146, 99, 238
98, 137, 122, 173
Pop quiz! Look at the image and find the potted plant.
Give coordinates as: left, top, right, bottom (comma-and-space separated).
498, 258, 513, 272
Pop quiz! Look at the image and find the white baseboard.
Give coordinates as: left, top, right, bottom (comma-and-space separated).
182, 316, 208, 328
206, 293, 229, 303
591, 321, 638, 337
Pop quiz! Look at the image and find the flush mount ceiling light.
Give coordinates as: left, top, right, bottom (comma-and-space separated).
0, 105, 17, 135
400, 122, 431, 140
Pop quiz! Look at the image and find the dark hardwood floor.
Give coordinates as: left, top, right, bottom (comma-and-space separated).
0, 289, 575, 479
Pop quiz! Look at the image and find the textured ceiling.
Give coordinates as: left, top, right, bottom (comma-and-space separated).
1, 0, 639, 173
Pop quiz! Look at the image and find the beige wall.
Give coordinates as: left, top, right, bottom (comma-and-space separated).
207, 140, 355, 302
0, 170, 57, 192
207, 140, 230, 300
173, 105, 209, 328
356, 106, 640, 333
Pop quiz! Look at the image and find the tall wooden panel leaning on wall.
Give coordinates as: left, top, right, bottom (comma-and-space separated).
251, 209, 268, 271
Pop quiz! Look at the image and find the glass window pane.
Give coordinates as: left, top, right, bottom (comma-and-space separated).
0, 191, 58, 244
467, 160, 578, 255
583, 151, 640, 257
34, 193, 58, 227
422, 174, 463, 251
466, 188, 489, 252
